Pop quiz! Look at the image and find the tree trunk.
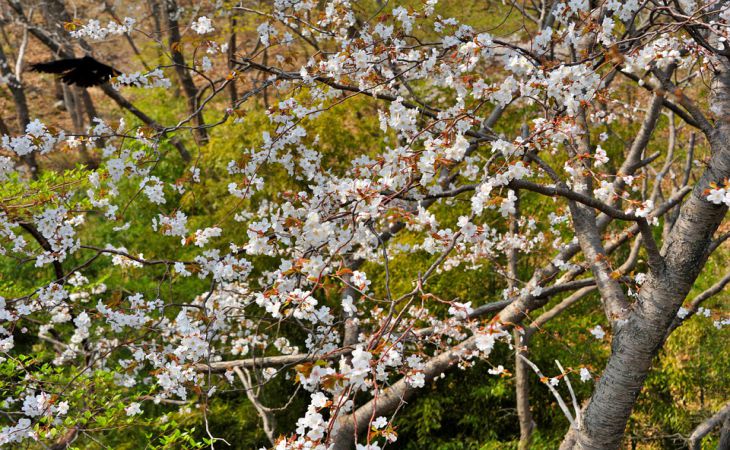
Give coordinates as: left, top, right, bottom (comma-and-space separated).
0, 43, 37, 176
560, 8, 730, 446
227, 14, 238, 106
687, 403, 730, 450
510, 190, 534, 449
163, 0, 209, 145
515, 331, 534, 450
719, 416, 730, 450
565, 110, 730, 450
148, 0, 165, 62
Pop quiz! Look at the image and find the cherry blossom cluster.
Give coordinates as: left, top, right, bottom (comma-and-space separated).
69, 17, 136, 41
0, 0, 728, 448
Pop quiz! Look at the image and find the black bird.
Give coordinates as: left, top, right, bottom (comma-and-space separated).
29, 55, 120, 87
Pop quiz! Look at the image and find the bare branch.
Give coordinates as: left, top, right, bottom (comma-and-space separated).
667, 271, 730, 335
687, 403, 730, 450
234, 367, 276, 445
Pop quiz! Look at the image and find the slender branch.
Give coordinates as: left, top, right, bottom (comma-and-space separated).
651, 67, 714, 136
524, 287, 597, 339
617, 69, 705, 132
195, 348, 351, 372
637, 218, 665, 272
234, 367, 276, 445
19, 222, 64, 281
234, 57, 495, 141
518, 355, 576, 428
667, 271, 730, 335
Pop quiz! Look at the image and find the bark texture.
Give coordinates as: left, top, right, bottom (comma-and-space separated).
565, 72, 730, 450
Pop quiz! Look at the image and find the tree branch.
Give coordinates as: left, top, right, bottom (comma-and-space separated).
687, 403, 730, 450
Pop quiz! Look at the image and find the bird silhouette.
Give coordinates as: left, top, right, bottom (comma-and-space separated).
30, 55, 120, 87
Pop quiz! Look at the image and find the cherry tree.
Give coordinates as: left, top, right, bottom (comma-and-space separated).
0, 0, 728, 449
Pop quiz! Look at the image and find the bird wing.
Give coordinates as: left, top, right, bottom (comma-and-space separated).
29, 58, 83, 74
59, 67, 95, 87
30, 56, 120, 87
86, 57, 121, 78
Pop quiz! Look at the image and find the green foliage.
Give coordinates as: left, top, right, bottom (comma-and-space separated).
393, 357, 520, 449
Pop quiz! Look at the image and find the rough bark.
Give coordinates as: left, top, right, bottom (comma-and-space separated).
569, 202, 631, 323
565, 104, 730, 450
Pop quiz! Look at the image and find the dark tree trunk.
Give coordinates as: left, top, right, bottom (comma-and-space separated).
227, 14, 238, 106
163, 0, 209, 145
0, 43, 37, 176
